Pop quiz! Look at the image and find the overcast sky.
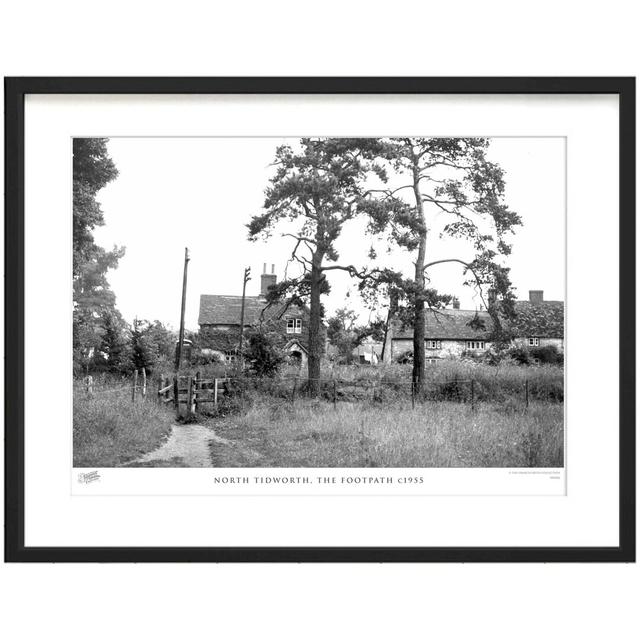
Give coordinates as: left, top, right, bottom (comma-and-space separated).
94, 137, 565, 331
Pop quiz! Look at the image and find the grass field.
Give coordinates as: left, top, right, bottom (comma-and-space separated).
73, 361, 564, 468
209, 397, 564, 468
73, 389, 174, 467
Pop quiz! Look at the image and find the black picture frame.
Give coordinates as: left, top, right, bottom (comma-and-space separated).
4, 77, 635, 563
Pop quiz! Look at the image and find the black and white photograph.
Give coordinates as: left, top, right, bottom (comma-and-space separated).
5, 75, 634, 566
73, 135, 565, 471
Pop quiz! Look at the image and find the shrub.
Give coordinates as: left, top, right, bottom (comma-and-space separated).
192, 349, 223, 366
396, 350, 413, 364
506, 345, 532, 365
244, 331, 285, 377
530, 345, 564, 365
505, 344, 563, 366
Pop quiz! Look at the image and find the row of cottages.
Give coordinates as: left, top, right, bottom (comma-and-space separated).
381, 289, 564, 363
198, 265, 315, 366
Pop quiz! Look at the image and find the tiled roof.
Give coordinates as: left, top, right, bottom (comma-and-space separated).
198, 295, 281, 326
511, 301, 564, 338
393, 309, 494, 340
391, 300, 564, 341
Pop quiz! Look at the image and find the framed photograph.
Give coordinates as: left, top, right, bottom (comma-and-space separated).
5, 77, 635, 562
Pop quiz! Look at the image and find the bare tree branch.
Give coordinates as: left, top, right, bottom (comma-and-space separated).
422, 258, 488, 308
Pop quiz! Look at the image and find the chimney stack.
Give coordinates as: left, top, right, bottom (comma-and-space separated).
261, 263, 277, 297
452, 297, 460, 310
529, 290, 543, 304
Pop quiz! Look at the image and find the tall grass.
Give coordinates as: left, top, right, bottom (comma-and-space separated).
73, 388, 174, 467
245, 361, 563, 404
211, 397, 563, 468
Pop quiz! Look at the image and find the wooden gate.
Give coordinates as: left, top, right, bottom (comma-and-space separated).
157, 375, 232, 419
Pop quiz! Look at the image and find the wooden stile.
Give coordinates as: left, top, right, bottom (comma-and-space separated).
132, 370, 138, 403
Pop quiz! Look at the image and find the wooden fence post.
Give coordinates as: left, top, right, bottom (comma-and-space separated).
471, 379, 475, 412
333, 379, 337, 410
157, 376, 163, 403
291, 376, 298, 406
525, 379, 529, 410
194, 371, 200, 414
187, 376, 194, 419
214, 378, 219, 407
141, 368, 147, 399
411, 381, 415, 409
84, 375, 94, 397
173, 376, 179, 414
132, 369, 138, 403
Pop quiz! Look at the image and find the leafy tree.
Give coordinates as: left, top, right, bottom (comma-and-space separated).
128, 319, 175, 374
361, 138, 521, 392
327, 308, 359, 363
129, 319, 155, 373
98, 309, 130, 373
248, 138, 389, 395
144, 320, 176, 362
327, 308, 385, 363
72, 138, 124, 373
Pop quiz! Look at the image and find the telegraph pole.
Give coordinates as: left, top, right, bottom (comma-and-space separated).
238, 266, 251, 366
175, 247, 190, 372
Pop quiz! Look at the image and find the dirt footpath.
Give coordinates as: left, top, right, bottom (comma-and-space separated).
132, 423, 218, 467
128, 421, 263, 468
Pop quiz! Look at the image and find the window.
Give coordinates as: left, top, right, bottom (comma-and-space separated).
286, 318, 302, 334
466, 340, 485, 350
224, 351, 237, 363
426, 340, 441, 350
528, 337, 540, 347
426, 357, 440, 364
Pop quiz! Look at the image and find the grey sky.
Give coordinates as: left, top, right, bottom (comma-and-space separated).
94, 137, 565, 330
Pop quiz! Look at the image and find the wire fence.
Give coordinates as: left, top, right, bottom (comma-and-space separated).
76, 368, 564, 419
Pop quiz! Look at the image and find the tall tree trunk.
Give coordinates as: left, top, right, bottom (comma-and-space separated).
411, 163, 427, 395
307, 252, 324, 397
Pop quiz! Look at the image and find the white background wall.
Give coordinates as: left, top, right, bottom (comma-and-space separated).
1, 2, 638, 639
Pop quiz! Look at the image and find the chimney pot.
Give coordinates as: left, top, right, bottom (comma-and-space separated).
271, 263, 275, 274
263, 262, 267, 274
529, 290, 544, 303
